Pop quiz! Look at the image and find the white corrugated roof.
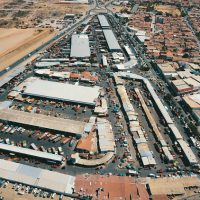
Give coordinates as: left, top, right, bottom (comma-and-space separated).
103, 29, 121, 51
97, 119, 115, 152
0, 159, 75, 194
24, 79, 100, 106
0, 143, 63, 162
168, 124, 183, 140
35, 62, 60, 68
98, 15, 110, 28
178, 140, 198, 164
162, 147, 174, 161
70, 34, 90, 58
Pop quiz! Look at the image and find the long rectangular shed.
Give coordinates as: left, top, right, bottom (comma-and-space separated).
24, 79, 100, 106
97, 118, 115, 153
168, 124, 183, 140
0, 143, 63, 162
0, 66, 25, 88
0, 109, 86, 135
103, 29, 121, 52
0, 159, 75, 194
98, 15, 110, 29
178, 140, 198, 165
144, 80, 174, 124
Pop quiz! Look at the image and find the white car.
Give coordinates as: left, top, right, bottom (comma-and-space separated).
148, 173, 156, 178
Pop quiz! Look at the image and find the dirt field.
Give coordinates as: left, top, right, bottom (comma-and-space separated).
109, 5, 131, 13
0, 28, 57, 71
154, 5, 181, 16
0, 0, 88, 28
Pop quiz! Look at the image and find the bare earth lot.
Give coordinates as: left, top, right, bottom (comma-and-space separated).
0, 0, 88, 28
0, 28, 56, 71
154, 5, 181, 16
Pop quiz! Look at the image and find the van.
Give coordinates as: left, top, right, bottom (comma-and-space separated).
40, 146, 46, 152
10, 128, 16, 134
47, 148, 52, 153
2, 125, 9, 132
5, 138, 10, 144
58, 147, 63, 153
22, 140, 27, 147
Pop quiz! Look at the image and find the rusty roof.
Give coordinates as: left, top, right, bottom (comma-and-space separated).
81, 71, 98, 81
70, 73, 81, 79
76, 133, 93, 152
75, 174, 149, 200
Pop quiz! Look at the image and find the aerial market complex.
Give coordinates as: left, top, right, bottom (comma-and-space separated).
0, 0, 200, 199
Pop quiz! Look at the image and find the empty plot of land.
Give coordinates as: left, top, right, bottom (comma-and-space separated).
0, 28, 56, 71
154, 5, 181, 16
0, 0, 88, 28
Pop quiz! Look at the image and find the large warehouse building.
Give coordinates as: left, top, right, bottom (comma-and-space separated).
103, 29, 121, 52
23, 79, 100, 106
70, 34, 91, 58
0, 109, 86, 136
0, 159, 75, 194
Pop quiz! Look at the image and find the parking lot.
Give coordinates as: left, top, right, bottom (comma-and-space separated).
0, 180, 70, 200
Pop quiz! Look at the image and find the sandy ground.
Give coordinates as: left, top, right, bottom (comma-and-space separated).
109, 5, 130, 13
0, 184, 71, 200
154, 5, 181, 16
110, 5, 123, 12
0, 0, 88, 28
0, 28, 57, 71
